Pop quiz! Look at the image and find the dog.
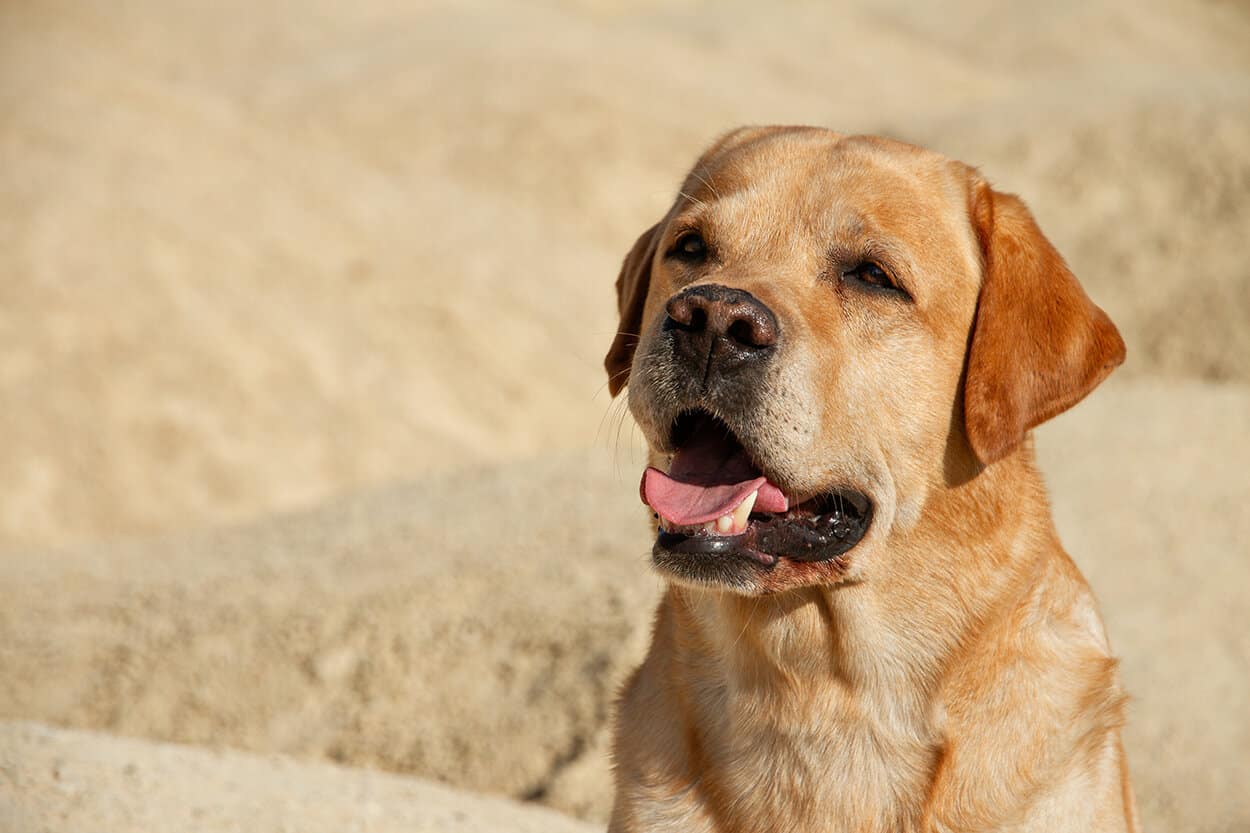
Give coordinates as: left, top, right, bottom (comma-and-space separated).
603, 127, 1136, 833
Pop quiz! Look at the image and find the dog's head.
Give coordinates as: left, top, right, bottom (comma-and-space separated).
606, 127, 1124, 595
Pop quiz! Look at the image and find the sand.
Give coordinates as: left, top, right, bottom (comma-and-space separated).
1, 450, 659, 823
1, 0, 1248, 830
0, 721, 598, 833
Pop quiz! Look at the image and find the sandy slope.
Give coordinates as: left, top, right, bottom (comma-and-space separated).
0, 721, 597, 833
3, 380, 1249, 830
0, 449, 658, 822
2, 0, 1248, 550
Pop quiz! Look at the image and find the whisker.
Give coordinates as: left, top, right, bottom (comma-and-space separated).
591, 364, 636, 400
595, 391, 625, 445
678, 190, 707, 209
613, 397, 633, 474
729, 594, 762, 653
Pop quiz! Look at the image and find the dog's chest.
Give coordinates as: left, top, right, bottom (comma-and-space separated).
694, 689, 938, 833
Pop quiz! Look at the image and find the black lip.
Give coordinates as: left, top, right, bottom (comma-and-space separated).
652, 488, 873, 579
652, 535, 778, 590
655, 530, 779, 568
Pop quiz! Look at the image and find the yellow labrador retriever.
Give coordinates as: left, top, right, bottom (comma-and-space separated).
604, 127, 1135, 833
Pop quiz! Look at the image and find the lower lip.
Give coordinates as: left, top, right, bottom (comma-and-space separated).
656, 530, 779, 567
654, 502, 872, 569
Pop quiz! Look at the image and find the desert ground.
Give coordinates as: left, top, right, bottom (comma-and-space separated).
1, 0, 1248, 830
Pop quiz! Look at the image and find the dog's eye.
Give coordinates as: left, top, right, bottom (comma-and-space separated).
670, 232, 708, 262
844, 262, 908, 298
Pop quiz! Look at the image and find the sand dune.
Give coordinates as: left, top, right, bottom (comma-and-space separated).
2, 0, 1249, 830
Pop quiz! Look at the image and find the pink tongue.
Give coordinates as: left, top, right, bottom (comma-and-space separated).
641, 468, 788, 526
639, 426, 789, 526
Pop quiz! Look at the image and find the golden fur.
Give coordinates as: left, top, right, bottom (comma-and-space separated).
604, 127, 1135, 832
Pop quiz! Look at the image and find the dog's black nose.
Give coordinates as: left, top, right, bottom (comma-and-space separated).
664, 284, 779, 376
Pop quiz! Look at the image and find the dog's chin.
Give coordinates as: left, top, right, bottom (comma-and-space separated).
650, 488, 874, 594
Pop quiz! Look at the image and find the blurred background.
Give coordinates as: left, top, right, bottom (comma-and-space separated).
1, 1, 1248, 831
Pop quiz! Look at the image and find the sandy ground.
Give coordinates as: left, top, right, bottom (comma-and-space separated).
2, 0, 1249, 830
0, 722, 597, 833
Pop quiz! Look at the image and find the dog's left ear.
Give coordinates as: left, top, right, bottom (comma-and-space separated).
964, 181, 1126, 465
604, 222, 661, 397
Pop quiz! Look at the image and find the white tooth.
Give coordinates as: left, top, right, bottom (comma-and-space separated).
732, 490, 758, 533
716, 513, 734, 534
703, 520, 718, 534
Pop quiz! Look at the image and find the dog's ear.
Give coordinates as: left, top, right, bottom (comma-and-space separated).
604, 222, 662, 397
964, 181, 1125, 465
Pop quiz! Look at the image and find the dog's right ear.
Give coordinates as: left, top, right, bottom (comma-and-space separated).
604, 222, 661, 397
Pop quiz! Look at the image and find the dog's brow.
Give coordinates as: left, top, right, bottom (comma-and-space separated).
687, 168, 723, 202
677, 191, 710, 211
669, 207, 710, 232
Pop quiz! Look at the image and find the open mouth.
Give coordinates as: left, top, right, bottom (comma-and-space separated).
641, 410, 872, 572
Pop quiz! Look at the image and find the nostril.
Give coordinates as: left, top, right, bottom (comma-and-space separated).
666, 295, 708, 331
726, 308, 777, 349
727, 318, 759, 347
